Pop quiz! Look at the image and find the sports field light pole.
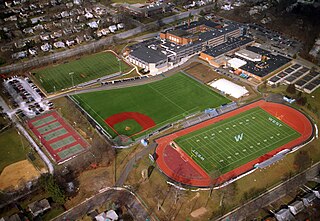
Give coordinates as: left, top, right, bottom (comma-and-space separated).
117, 58, 122, 74
69, 72, 74, 88
17, 131, 25, 151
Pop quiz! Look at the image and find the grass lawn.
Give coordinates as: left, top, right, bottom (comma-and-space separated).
174, 107, 301, 174
0, 127, 29, 173
32, 52, 130, 93
113, 119, 143, 137
73, 73, 230, 138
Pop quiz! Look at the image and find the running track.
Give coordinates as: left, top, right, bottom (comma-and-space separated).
155, 100, 314, 187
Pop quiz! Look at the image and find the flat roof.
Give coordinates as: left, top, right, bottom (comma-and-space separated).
228, 57, 247, 69
235, 48, 261, 61
237, 46, 291, 78
130, 46, 167, 63
202, 36, 253, 58
176, 19, 220, 31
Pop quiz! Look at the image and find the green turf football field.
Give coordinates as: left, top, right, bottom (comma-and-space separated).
73, 73, 230, 138
33, 52, 130, 93
174, 107, 301, 175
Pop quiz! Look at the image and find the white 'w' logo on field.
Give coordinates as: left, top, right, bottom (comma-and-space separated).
234, 133, 244, 142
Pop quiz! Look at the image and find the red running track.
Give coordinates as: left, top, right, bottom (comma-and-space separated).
155, 100, 314, 187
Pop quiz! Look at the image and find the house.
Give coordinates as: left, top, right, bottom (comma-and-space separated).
95, 210, 118, 221
13, 0, 21, 5
313, 188, 320, 198
274, 208, 294, 221
53, 41, 65, 48
40, 34, 50, 41
88, 21, 99, 29
117, 23, 124, 29
288, 200, 304, 215
23, 28, 34, 34
50, 31, 62, 39
28, 199, 51, 217
66, 2, 73, 8
74, 0, 81, 5
85, 12, 93, 19
75, 35, 84, 44
30, 16, 44, 24
0, 213, 22, 221
106, 210, 118, 220
96, 28, 109, 37
302, 192, 316, 207
40, 43, 52, 51
14, 41, 26, 49
28, 48, 37, 55
61, 11, 70, 18
4, 15, 17, 22
108, 25, 117, 33
12, 51, 27, 59
33, 24, 44, 31
66, 40, 75, 47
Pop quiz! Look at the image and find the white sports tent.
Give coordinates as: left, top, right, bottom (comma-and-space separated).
209, 79, 249, 99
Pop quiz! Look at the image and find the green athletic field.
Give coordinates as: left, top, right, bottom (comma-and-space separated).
174, 107, 301, 175
73, 73, 230, 138
33, 52, 130, 93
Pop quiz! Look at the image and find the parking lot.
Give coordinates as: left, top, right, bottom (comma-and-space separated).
3, 76, 53, 118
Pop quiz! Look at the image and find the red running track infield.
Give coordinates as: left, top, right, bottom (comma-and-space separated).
155, 100, 314, 187
28, 111, 89, 163
105, 112, 156, 135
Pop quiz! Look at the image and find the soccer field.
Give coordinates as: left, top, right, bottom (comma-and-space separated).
73, 73, 230, 138
33, 52, 130, 93
174, 107, 301, 175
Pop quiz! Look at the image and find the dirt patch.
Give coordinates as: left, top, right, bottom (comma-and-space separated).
0, 160, 41, 191
64, 166, 114, 209
184, 62, 220, 83
190, 207, 207, 218
105, 112, 156, 131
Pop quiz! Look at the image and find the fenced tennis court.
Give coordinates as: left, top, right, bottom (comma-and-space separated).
43, 128, 68, 141
28, 111, 89, 164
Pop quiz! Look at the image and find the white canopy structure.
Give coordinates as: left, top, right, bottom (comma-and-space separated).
209, 79, 249, 99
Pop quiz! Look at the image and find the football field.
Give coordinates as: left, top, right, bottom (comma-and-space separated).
73, 73, 230, 138
174, 107, 301, 175
33, 52, 130, 93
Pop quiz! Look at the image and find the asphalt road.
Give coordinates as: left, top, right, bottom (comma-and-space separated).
216, 161, 320, 221
53, 187, 154, 221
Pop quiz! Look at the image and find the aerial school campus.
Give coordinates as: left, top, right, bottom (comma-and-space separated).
30, 18, 316, 185
1, 3, 320, 220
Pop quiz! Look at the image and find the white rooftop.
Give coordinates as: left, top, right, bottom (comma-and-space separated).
209, 79, 249, 99
235, 49, 261, 62
227, 57, 247, 69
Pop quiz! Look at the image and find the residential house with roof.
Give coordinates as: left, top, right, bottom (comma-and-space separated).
288, 200, 304, 215
28, 198, 51, 217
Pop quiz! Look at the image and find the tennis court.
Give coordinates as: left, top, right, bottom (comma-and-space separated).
28, 111, 89, 164
43, 128, 68, 141
37, 122, 62, 134
31, 115, 56, 127
58, 144, 84, 159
